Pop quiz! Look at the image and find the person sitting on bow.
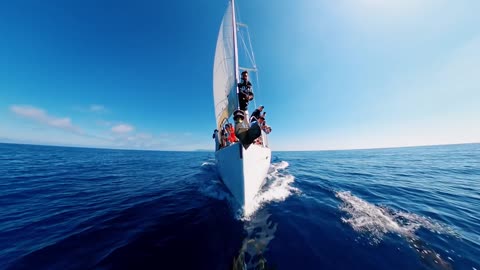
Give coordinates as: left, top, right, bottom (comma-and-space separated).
233, 110, 261, 148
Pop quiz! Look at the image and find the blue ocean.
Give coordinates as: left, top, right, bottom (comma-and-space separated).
0, 142, 478, 270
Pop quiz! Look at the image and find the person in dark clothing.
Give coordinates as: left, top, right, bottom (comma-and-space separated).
250, 115, 265, 128
233, 110, 261, 148
238, 71, 253, 93
213, 129, 220, 150
238, 91, 254, 111
250, 105, 264, 122
238, 71, 254, 111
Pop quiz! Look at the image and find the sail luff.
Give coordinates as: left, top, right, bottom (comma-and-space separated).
213, 2, 238, 130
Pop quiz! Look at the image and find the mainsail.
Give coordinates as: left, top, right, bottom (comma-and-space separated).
213, 2, 238, 130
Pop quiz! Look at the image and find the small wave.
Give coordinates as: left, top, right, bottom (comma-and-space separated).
200, 160, 217, 175
271, 160, 289, 171
336, 191, 456, 270
335, 191, 454, 242
242, 161, 299, 219
201, 161, 215, 167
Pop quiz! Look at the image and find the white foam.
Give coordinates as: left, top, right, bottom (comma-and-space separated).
242, 161, 299, 219
271, 160, 289, 171
201, 161, 215, 167
335, 191, 454, 243
199, 160, 298, 220
336, 191, 458, 269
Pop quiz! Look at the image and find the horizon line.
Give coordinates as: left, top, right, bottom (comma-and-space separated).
0, 140, 478, 153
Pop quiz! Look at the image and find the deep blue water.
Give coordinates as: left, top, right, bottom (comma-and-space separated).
0, 142, 479, 270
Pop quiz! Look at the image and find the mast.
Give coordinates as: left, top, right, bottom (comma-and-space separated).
231, 0, 240, 109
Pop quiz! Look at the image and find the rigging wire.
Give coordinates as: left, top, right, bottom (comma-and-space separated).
237, 16, 261, 108
235, 3, 261, 109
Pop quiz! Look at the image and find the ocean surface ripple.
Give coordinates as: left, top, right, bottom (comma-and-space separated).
0, 143, 478, 270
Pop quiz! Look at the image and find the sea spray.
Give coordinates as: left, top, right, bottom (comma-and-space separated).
242, 161, 299, 219
336, 191, 456, 270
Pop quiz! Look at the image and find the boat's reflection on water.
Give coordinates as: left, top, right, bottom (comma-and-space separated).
232, 208, 278, 270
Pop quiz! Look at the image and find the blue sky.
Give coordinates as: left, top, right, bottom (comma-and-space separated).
1, 0, 479, 151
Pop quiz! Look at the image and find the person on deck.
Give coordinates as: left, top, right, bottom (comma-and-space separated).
263, 123, 272, 134
238, 71, 253, 94
213, 129, 220, 150
233, 110, 261, 148
220, 128, 228, 148
250, 115, 265, 128
250, 105, 264, 122
238, 92, 254, 113
265, 126, 272, 134
226, 123, 238, 143
238, 71, 254, 114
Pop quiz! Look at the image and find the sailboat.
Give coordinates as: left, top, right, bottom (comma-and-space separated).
212, 0, 271, 211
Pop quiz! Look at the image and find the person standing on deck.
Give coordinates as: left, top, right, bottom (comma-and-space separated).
238, 71, 254, 119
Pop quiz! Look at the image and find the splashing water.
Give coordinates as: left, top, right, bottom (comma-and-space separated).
335, 191, 454, 242
336, 191, 457, 270
198, 160, 297, 220
242, 161, 299, 219
201, 161, 215, 166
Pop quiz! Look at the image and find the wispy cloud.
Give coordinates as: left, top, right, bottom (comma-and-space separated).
106, 131, 209, 151
5, 105, 210, 150
73, 104, 108, 113
89, 104, 107, 112
111, 124, 134, 134
10, 105, 82, 133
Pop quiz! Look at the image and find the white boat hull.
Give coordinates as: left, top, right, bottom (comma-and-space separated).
215, 143, 271, 210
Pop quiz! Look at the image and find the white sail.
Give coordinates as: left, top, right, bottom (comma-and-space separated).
213, 2, 238, 130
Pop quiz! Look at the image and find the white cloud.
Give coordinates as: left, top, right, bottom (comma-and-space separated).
72, 104, 108, 113
10, 105, 44, 119
4, 105, 210, 151
89, 104, 106, 112
48, 118, 74, 129
10, 105, 82, 133
111, 124, 134, 134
